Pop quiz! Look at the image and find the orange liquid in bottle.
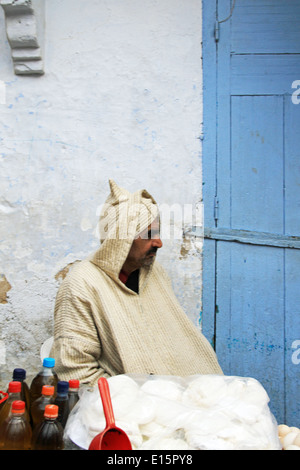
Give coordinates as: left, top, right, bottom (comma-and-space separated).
0, 400, 32, 450
0, 381, 30, 426
11, 368, 31, 412
31, 385, 55, 429
29, 358, 58, 407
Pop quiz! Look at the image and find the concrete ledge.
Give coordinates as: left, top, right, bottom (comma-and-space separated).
1, 0, 44, 75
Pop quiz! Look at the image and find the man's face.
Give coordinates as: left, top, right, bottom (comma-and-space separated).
123, 218, 163, 273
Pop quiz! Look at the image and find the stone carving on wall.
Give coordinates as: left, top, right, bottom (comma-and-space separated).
1, 0, 44, 75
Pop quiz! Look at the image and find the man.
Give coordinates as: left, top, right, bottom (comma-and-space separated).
50, 180, 222, 384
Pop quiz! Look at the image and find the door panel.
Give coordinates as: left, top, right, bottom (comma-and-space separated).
285, 250, 300, 425
216, 242, 285, 421
285, 98, 300, 235
231, 55, 300, 95
231, 96, 284, 233
231, 0, 300, 54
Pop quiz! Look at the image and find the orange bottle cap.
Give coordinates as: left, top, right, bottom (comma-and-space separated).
42, 385, 55, 396
44, 404, 58, 418
69, 379, 80, 389
8, 381, 21, 393
11, 400, 25, 413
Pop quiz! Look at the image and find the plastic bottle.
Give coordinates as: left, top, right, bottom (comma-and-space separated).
0, 381, 30, 426
0, 400, 32, 450
11, 368, 31, 412
29, 357, 59, 406
54, 381, 69, 428
31, 404, 64, 450
31, 385, 55, 429
68, 379, 80, 413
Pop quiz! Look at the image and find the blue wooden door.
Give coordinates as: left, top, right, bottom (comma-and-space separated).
202, 0, 300, 426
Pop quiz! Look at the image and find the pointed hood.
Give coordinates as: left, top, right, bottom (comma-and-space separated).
91, 179, 159, 281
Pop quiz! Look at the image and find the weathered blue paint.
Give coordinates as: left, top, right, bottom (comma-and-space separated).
202, 0, 300, 426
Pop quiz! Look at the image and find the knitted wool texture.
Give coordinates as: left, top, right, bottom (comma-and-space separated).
51, 180, 222, 384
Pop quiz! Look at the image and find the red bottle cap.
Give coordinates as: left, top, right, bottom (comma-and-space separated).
69, 379, 80, 389
11, 400, 25, 413
44, 404, 58, 418
42, 385, 55, 396
8, 381, 21, 393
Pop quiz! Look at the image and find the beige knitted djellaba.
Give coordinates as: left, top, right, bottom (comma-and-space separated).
51, 180, 223, 385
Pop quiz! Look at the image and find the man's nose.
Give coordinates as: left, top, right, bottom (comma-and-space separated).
152, 237, 163, 249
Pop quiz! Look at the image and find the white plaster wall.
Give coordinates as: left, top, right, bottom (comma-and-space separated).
0, 0, 203, 387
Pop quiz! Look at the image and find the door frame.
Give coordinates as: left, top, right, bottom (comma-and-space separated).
201, 0, 218, 347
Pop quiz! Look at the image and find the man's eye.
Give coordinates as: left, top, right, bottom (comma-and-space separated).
148, 231, 160, 239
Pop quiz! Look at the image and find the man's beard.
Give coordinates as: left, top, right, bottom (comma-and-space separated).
141, 247, 158, 266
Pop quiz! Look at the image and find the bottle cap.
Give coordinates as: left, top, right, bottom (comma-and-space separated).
42, 385, 55, 396
11, 400, 25, 413
8, 381, 21, 393
69, 379, 80, 389
12, 368, 26, 380
43, 357, 55, 368
57, 381, 69, 394
44, 404, 58, 418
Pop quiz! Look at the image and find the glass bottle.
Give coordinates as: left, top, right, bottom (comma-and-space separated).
31, 404, 64, 450
31, 385, 55, 429
0, 400, 32, 450
68, 379, 80, 413
54, 381, 69, 428
29, 357, 58, 406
